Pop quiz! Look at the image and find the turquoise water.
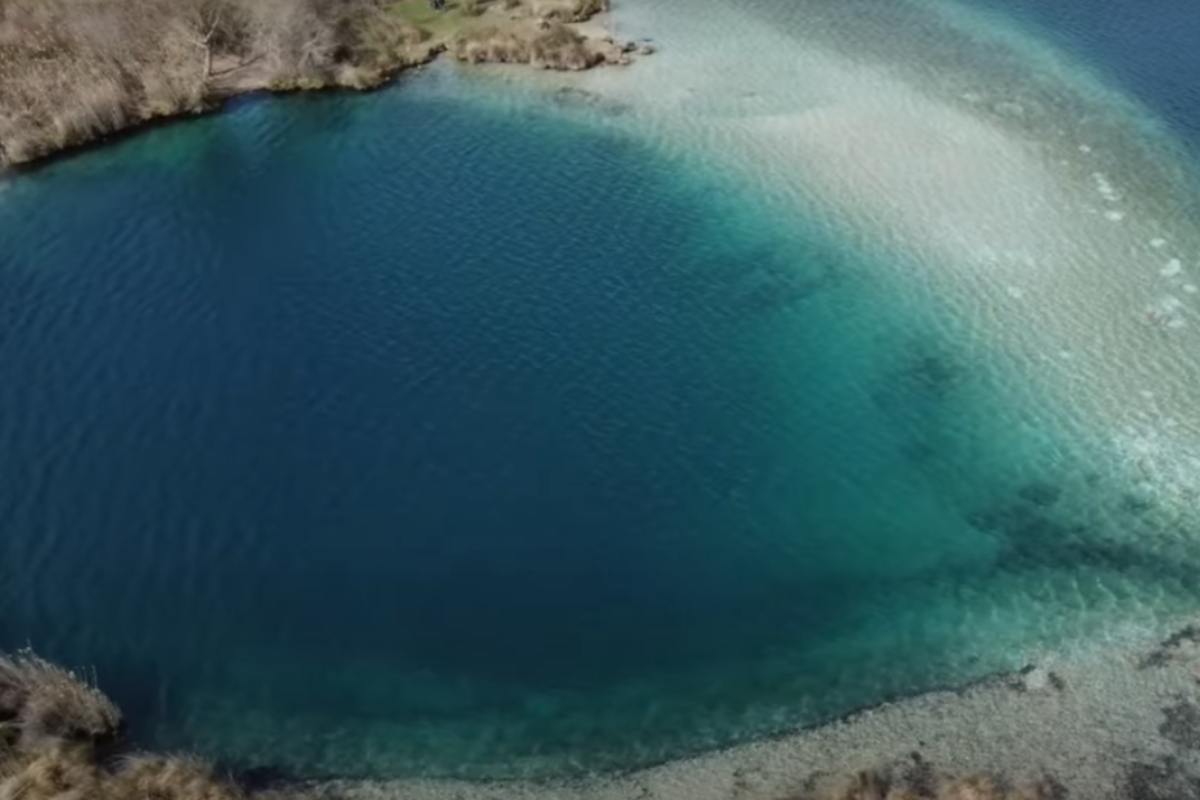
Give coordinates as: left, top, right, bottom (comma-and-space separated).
2, 0, 1200, 781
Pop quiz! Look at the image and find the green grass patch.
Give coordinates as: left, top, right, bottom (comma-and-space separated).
386, 0, 477, 37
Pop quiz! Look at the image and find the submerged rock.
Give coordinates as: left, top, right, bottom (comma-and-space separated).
1018, 481, 1063, 508
1159, 701, 1200, 751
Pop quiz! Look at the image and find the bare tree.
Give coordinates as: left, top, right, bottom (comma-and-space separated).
195, 3, 222, 80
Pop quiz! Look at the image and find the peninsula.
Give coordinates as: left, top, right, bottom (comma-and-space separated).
0, 0, 644, 167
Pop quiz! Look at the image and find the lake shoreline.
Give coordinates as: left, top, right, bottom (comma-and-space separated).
4, 622, 1199, 799
0, 0, 646, 171
288, 620, 1200, 800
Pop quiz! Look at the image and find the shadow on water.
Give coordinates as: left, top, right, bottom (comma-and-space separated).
966, 476, 1200, 596
869, 342, 970, 466
550, 86, 634, 118
689, 238, 845, 319
873, 347, 965, 412
729, 246, 842, 315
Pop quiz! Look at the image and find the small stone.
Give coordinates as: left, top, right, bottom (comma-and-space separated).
1023, 667, 1051, 692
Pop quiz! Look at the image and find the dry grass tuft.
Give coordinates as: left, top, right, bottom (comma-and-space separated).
0, 746, 239, 800
0, 651, 121, 749
0, 651, 241, 800
110, 754, 244, 800
0, 742, 105, 800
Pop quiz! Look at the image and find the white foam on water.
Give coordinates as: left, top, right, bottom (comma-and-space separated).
1093, 171, 1121, 202
1161, 258, 1183, 278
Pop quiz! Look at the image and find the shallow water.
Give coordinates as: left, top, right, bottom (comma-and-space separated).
2, 0, 1200, 780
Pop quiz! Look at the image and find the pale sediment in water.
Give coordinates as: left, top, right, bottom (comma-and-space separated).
554, 0, 1200, 514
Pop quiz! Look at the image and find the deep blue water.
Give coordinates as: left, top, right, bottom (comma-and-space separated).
2, 0, 1200, 780
972, 0, 1200, 142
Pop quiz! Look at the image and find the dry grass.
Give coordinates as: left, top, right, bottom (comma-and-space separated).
0, 0, 206, 164
0, 651, 239, 800
452, 21, 602, 69
0, 741, 107, 800
0, 746, 242, 800
0, 651, 120, 749
109, 754, 243, 800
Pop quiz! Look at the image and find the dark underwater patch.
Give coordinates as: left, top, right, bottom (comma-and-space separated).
966, 477, 1200, 596
727, 246, 841, 315
1159, 700, 1200, 751
871, 346, 966, 417
1123, 757, 1200, 800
